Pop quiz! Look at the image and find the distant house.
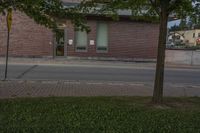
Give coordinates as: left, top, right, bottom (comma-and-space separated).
168, 32, 185, 45
168, 29, 200, 46
0, 0, 159, 60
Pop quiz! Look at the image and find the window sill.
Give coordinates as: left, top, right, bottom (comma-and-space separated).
96, 50, 108, 53
75, 50, 88, 53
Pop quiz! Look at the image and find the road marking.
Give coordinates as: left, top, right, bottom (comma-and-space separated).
169, 84, 185, 88
27, 81, 36, 84
107, 83, 124, 86
129, 83, 145, 86
42, 81, 58, 84
190, 85, 200, 88
17, 80, 24, 83
64, 81, 81, 84
87, 82, 103, 85
16, 65, 38, 79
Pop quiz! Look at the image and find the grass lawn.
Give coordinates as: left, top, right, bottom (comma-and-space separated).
0, 97, 200, 133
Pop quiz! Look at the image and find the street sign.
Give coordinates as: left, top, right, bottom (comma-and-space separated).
4, 8, 13, 80
7, 8, 12, 32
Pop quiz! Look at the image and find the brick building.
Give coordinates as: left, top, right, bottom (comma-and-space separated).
0, 1, 159, 60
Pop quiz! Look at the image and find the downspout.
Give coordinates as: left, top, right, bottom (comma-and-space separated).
52, 33, 56, 59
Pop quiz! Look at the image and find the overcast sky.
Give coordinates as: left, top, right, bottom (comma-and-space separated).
168, 20, 181, 28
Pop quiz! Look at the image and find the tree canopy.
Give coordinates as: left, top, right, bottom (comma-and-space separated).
0, 0, 89, 32
79, 0, 198, 21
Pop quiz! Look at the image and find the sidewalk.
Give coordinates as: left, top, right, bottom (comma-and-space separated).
0, 80, 200, 99
0, 57, 200, 70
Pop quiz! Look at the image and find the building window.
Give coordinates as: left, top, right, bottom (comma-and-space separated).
193, 33, 195, 38
75, 30, 87, 51
96, 22, 108, 52
198, 33, 200, 37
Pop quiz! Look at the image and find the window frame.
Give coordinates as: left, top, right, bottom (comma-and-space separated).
193, 33, 196, 38
198, 33, 200, 37
96, 21, 109, 53
74, 28, 88, 52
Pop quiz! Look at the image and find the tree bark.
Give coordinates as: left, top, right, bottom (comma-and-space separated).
152, 9, 169, 104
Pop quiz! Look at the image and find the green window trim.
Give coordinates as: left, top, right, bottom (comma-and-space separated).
75, 29, 88, 52
96, 22, 108, 52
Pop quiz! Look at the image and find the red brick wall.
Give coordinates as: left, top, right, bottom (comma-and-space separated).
0, 11, 53, 57
66, 20, 159, 59
0, 11, 159, 59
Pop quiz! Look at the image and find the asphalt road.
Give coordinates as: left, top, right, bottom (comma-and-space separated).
0, 64, 200, 85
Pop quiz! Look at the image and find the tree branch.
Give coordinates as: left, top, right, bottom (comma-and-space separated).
149, 0, 160, 15
168, 0, 179, 13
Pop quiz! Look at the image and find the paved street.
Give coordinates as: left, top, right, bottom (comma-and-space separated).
0, 63, 200, 98
0, 64, 200, 84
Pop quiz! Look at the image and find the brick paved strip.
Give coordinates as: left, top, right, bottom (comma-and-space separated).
0, 80, 200, 99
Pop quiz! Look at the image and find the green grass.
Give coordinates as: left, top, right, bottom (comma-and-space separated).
0, 97, 200, 133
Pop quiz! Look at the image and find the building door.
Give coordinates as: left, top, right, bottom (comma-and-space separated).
55, 29, 65, 56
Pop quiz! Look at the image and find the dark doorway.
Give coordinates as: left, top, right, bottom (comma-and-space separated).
56, 29, 65, 56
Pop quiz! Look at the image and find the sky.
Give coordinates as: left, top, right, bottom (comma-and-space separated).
168, 20, 181, 28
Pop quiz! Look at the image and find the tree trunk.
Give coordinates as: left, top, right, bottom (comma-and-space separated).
152, 10, 169, 104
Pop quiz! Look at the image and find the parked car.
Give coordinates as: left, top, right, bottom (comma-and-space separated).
166, 41, 175, 48
196, 38, 200, 45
